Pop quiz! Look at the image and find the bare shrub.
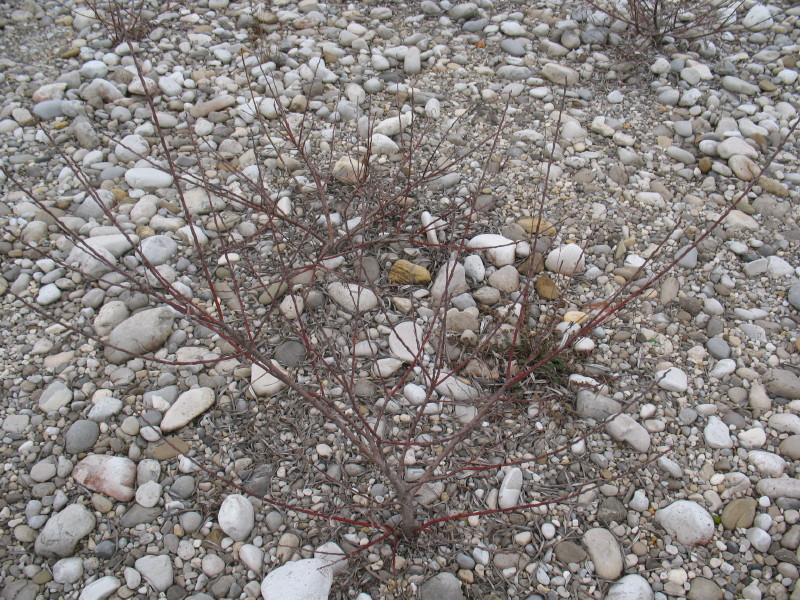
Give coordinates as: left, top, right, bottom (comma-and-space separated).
2, 27, 798, 593
581, 0, 745, 47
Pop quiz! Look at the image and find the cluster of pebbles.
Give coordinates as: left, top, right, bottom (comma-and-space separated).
1, 0, 799, 599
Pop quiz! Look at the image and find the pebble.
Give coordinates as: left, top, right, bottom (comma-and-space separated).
655, 500, 715, 546
134, 555, 173, 592
218, 494, 255, 541
260, 559, 333, 600
606, 575, 654, 600
582, 527, 623, 579
77, 576, 120, 600
704, 415, 734, 449
498, 468, 523, 509
161, 387, 215, 432
656, 367, 688, 392
72, 455, 136, 502
35, 504, 95, 558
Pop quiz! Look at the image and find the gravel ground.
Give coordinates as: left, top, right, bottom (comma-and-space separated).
1, 0, 800, 599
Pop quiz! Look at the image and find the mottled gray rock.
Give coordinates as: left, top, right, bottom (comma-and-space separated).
656, 500, 715, 546
35, 504, 95, 558
764, 369, 800, 399
64, 419, 100, 454
260, 559, 333, 600
420, 572, 465, 600
104, 306, 175, 364
582, 528, 623, 579
218, 494, 255, 541
134, 555, 173, 592
606, 575, 654, 600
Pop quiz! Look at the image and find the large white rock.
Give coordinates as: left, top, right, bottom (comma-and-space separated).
93, 301, 130, 337
757, 478, 800, 499
134, 555, 173, 592
314, 542, 348, 575
218, 494, 255, 541
430, 259, 468, 304
72, 455, 136, 501
606, 414, 651, 452
388, 321, 424, 362
655, 500, 715, 546
124, 167, 174, 189
498, 467, 523, 509
115, 134, 149, 163
35, 504, 96, 558
250, 360, 288, 397
161, 387, 215, 432
78, 576, 120, 600
467, 234, 517, 267
239, 544, 264, 573
605, 575, 654, 600
582, 527, 623, 579
140, 234, 178, 266
434, 373, 479, 401
182, 187, 226, 215
261, 558, 333, 600
748, 450, 787, 477
370, 133, 399, 155
373, 112, 413, 136
104, 306, 175, 364
545, 244, 585, 275
743, 3, 773, 30
704, 415, 734, 449
655, 367, 688, 392
327, 282, 379, 312
53, 557, 84, 584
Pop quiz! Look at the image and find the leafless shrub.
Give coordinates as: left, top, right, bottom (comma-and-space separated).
582, 0, 745, 47
2, 28, 798, 578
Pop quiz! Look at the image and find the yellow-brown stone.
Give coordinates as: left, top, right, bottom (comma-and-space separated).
517, 216, 557, 236
534, 274, 559, 300
388, 260, 431, 285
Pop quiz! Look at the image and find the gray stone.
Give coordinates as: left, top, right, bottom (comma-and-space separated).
722, 76, 758, 95
140, 235, 178, 266
420, 572, 465, 600
219, 494, 255, 541
260, 559, 333, 600
576, 391, 622, 419
788, 283, 800, 311
542, 63, 579, 86
104, 307, 175, 364
39, 380, 73, 413
656, 500, 715, 546
606, 414, 651, 451
161, 388, 215, 433
582, 528, 623, 579
431, 259, 469, 304
606, 575, 654, 600
64, 420, 100, 454
120, 505, 162, 528
764, 368, 800, 399
274, 340, 306, 367
706, 337, 731, 359
135, 555, 173, 592
35, 504, 95, 558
